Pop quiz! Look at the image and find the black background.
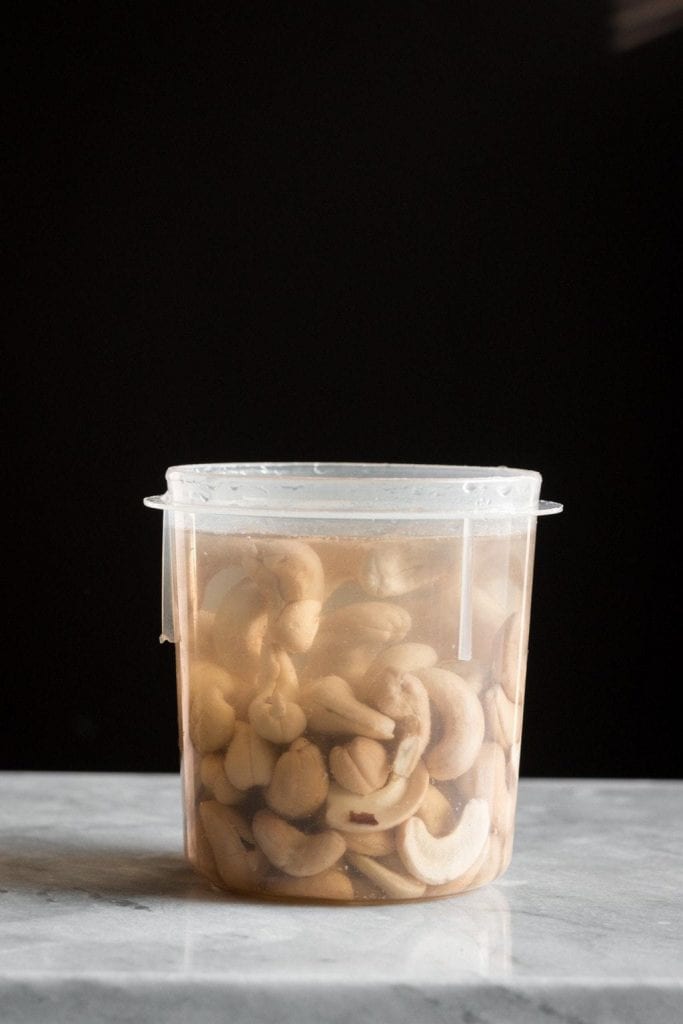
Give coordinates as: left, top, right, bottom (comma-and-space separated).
5, 5, 679, 778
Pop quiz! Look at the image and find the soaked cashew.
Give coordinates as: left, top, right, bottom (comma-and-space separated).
245, 539, 324, 653
457, 741, 509, 833
264, 868, 354, 901
369, 669, 430, 778
266, 738, 329, 819
200, 754, 245, 806
307, 601, 412, 682
212, 578, 270, 687
224, 721, 278, 791
358, 541, 455, 597
482, 684, 521, 751
417, 667, 485, 781
329, 737, 390, 795
341, 829, 396, 857
326, 761, 429, 833
347, 851, 427, 899
249, 690, 306, 744
397, 798, 490, 886
417, 785, 456, 837
253, 810, 345, 877
301, 675, 395, 740
199, 801, 267, 892
359, 642, 438, 701
188, 660, 237, 754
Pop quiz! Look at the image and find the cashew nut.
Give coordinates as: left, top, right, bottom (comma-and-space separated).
416, 784, 455, 837
369, 669, 430, 778
347, 851, 427, 899
326, 760, 429, 832
457, 741, 509, 833
329, 737, 390, 795
396, 798, 490, 886
340, 829, 396, 857
224, 721, 278, 790
200, 753, 245, 805
266, 737, 329, 819
199, 801, 267, 892
212, 578, 270, 687
245, 539, 324, 653
424, 833, 492, 897
307, 602, 412, 683
253, 809, 346, 877
264, 868, 354, 901
438, 657, 488, 695
482, 684, 521, 751
358, 642, 438, 700
249, 690, 307, 744
301, 676, 395, 740
358, 540, 455, 597
491, 611, 526, 703
416, 667, 485, 780
188, 660, 237, 754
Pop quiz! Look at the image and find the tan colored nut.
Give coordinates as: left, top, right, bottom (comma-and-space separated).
329, 737, 390, 796
245, 540, 324, 654
326, 760, 429, 833
271, 598, 322, 653
416, 785, 456, 837
482, 685, 521, 751
358, 541, 455, 597
257, 643, 299, 700
347, 851, 426, 899
253, 809, 346, 877
306, 642, 383, 686
437, 657, 488, 695
224, 721, 277, 790
457, 741, 509, 833
301, 676, 395, 740
359, 642, 438, 700
341, 829, 396, 856
248, 691, 307, 744
315, 601, 412, 647
369, 670, 430, 778
212, 578, 270, 685
264, 868, 354, 901
492, 611, 527, 703
417, 667, 485, 781
198, 801, 267, 892
188, 660, 237, 753
425, 834, 492, 897
200, 753, 245, 805
396, 798, 490, 886
266, 738, 329, 819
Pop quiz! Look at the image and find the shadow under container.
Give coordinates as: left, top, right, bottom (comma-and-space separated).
145, 463, 561, 902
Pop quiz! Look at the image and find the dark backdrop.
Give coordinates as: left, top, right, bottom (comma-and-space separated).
5, 4, 679, 777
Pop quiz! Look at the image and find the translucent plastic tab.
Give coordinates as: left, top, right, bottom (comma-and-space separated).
160, 510, 176, 644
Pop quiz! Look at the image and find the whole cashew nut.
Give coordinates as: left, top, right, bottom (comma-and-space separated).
368, 669, 431, 778
416, 667, 485, 781
253, 809, 346, 877
301, 676, 395, 740
457, 741, 509, 834
358, 541, 456, 597
325, 760, 429, 833
329, 737, 390, 796
212, 578, 270, 688
188, 660, 237, 754
266, 738, 329, 819
245, 539, 324, 653
396, 798, 491, 886
358, 642, 438, 701
224, 721, 278, 791
200, 753, 245, 806
199, 801, 267, 892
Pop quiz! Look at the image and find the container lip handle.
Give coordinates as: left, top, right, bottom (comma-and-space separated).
143, 496, 563, 519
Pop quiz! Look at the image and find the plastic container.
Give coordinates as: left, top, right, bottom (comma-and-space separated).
144, 463, 561, 902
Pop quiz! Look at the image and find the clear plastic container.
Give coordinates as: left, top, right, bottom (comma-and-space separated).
144, 463, 561, 902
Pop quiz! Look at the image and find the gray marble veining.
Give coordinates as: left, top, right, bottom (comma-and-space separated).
1, 774, 681, 1023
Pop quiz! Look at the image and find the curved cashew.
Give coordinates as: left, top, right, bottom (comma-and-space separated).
224, 721, 277, 790
396, 798, 490, 886
266, 737, 329, 819
329, 737, 390, 796
358, 540, 455, 597
301, 676, 395, 740
358, 642, 438, 700
491, 611, 526, 703
212, 578, 270, 688
457, 741, 509, 833
245, 539, 324, 653
369, 669, 430, 778
249, 691, 306, 744
253, 809, 346, 877
341, 829, 395, 857
416, 667, 485, 780
326, 760, 429, 832
200, 753, 245, 806
346, 851, 426, 899
481, 684, 521, 751
199, 801, 267, 892
264, 868, 354, 902
307, 602, 412, 683
188, 660, 237, 754
437, 657, 488, 695
424, 833, 492, 897
416, 785, 455, 837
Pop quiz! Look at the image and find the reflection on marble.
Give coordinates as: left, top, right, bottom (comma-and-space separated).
1, 774, 681, 1023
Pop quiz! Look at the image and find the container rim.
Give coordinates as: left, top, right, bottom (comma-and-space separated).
144, 462, 562, 520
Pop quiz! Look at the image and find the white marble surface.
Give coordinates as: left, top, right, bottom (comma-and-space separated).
0, 775, 681, 1023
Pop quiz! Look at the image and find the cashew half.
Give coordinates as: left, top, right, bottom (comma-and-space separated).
264, 868, 354, 901
416, 667, 485, 780
245, 539, 324, 653
347, 851, 426, 899
301, 676, 395, 740
224, 721, 277, 790
188, 660, 237, 754
457, 741, 509, 833
253, 809, 346, 877
358, 541, 455, 597
325, 760, 429, 832
329, 737, 390, 795
396, 798, 490, 886
369, 669, 430, 778
266, 737, 329, 819
359, 642, 438, 701
307, 602, 412, 683
199, 801, 267, 892
200, 753, 245, 806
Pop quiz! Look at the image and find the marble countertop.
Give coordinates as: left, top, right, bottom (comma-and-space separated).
1, 775, 681, 1024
